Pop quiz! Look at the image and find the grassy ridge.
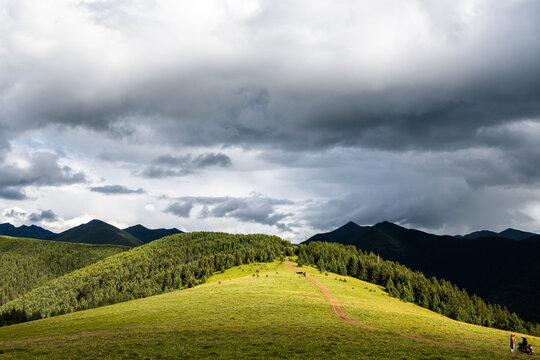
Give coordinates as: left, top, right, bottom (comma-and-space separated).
0, 232, 290, 326
0, 236, 129, 306
0, 260, 537, 359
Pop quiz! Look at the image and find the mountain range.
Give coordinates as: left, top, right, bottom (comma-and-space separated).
456, 228, 536, 240
0, 223, 56, 239
0, 220, 183, 246
304, 221, 540, 323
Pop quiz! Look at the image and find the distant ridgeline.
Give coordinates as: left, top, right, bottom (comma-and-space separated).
0, 232, 292, 327
0, 236, 129, 306
296, 241, 540, 336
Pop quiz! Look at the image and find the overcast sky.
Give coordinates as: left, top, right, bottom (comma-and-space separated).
1, 0, 540, 242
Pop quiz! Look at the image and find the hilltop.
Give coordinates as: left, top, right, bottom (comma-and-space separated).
49, 219, 143, 247
0, 232, 289, 325
304, 221, 540, 323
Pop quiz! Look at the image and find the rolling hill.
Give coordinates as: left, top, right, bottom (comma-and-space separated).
0, 223, 56, 239
304, 221, 540, 323
0, 260, 537, 359
0, 236, 129, 306
49, 219, 143, 246
0, 232, 289, 326
123, 224, 182, 243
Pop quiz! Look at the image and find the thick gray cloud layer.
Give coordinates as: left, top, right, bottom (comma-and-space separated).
1, 1, 540, 238
2, 1, 539, 153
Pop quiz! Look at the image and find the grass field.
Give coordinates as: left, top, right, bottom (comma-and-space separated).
0, 259, 537, 359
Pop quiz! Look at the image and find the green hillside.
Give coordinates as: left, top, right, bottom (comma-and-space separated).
0, 236, 129, 306
0, 232, 289, 326
50, 219, 143, 247
0, 260, 537, 359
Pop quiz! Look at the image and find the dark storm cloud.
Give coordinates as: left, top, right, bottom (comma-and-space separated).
0, 187, 26, 200
90, 185, 145, 195
28, 209, 58, 223
139, 153, 232, 178
166, 195, 293, 229
2, 1, 540, 154
0, 152, 86, 196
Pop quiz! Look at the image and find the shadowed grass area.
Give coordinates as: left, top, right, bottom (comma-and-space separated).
0, 260, 537, 359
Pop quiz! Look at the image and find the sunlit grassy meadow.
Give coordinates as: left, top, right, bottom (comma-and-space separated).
0, 260, 537, 359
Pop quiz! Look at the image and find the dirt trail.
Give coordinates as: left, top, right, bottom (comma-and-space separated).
285, 259, 475, 351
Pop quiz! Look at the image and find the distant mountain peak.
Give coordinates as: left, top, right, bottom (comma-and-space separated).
123, 224, 183, 243
342, 221, 362, 229
50, 219, 143, 247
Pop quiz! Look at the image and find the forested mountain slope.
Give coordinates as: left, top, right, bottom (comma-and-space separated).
304, 221, 540, 323
297, 241, 540, 336
0, 236, 129, 306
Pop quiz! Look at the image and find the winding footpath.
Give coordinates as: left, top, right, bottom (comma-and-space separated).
284, 258, 476, 351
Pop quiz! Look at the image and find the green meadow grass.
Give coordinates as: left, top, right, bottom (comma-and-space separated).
0, 260, 537, 359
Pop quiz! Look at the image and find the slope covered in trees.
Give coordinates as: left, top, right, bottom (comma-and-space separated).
0, 232, 291, 326
49, 219, 143, 246
296, 241, 540, 336
0, 236, 129, 306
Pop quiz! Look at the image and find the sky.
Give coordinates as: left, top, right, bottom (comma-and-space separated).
1, 0, 540, 242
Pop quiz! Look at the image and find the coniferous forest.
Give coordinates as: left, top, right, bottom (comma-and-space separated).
0, 232, 292, 326
296, 241, 540, 336
0, 236, 129, 307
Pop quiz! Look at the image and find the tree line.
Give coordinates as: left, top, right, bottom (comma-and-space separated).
296, 241, 540, 336
0, 232, 292, 326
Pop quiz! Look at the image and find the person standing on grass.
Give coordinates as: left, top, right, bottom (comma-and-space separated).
510, 334, 516, 353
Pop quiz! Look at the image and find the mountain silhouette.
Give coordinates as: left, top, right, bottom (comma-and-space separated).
456, 228, 536, 240
123, 224, 182, 243
50, 219, 143, 247
0, 223, 56, 239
